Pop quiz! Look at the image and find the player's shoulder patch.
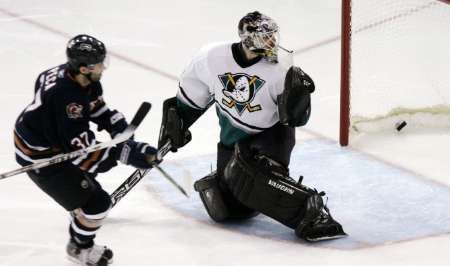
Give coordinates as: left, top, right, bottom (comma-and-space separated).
66, 102, 84, 119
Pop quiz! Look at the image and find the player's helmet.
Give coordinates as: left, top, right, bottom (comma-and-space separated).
66, 34, 107, 70
238, 11, 279, 62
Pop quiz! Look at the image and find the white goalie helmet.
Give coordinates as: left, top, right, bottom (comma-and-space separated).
238, 11, 280, 62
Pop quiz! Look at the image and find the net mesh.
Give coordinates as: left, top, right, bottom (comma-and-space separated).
350, 0, 450, 132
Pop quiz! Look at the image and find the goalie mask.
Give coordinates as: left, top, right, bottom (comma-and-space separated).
238, 11, 280, 62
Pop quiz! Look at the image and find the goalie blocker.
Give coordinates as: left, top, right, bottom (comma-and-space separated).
195, 143, 347, 242
158, 97, 206, 151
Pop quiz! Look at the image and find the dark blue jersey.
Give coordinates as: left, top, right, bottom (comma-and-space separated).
14, 64, 128, 174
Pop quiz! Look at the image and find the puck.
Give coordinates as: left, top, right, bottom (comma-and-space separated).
395, 120, 407, 131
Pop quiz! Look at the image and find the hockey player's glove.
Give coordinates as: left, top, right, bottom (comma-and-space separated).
277, 66, 315, 127
108, 111, 128, 138
117, 139, 159, 169
95, 110, 129, 138
158, 97, 192, 152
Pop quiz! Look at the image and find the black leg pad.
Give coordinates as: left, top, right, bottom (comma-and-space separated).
194, 171, 230, 222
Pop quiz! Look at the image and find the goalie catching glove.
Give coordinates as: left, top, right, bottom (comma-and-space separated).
277, 66, 315, 127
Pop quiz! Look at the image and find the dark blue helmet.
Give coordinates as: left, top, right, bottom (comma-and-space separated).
66, 34, 106, 70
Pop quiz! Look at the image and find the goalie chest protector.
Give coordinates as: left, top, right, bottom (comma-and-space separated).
177, 42, 292, 146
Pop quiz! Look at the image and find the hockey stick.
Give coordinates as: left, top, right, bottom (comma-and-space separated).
152, 163, 189, 197
110, 140, 189, 208
0, 102, 152, 180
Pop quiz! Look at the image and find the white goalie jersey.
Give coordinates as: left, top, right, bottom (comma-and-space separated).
177, 42, 292, 146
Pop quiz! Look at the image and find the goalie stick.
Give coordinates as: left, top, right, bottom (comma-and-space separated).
0, 102, 152, 180
110, 140, 189, 208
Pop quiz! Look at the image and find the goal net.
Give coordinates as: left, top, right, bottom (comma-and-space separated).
340, 0, 450, 145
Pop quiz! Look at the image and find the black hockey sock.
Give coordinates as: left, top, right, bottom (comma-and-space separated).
69, 226, 95, 248
69, 214, 102, 248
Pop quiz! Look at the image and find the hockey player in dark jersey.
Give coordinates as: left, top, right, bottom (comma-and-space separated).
158, 11, 346, 241
14, 34, 158, 265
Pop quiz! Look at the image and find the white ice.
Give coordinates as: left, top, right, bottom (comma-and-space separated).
0, 1, 449, 266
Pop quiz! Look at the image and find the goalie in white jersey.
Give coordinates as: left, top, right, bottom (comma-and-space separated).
158, 11, 346, 241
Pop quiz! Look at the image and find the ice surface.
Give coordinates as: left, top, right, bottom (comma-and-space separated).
0, 1, 449, 266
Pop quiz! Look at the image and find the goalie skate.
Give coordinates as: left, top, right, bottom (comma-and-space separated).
295, 193, 347, 242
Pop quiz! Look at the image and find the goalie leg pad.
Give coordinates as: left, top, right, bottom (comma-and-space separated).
223, 144, 314, 229
216, 142, 259, 220
224, 143, 347, 241
194, 171, 230, 222
194, 171, 258, 222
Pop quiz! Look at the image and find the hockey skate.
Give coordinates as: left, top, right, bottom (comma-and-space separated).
66, 239, 113, 266
295, 193, 347, 242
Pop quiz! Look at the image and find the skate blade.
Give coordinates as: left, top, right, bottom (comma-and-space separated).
305, 232, 348, 242
66, 255, 113, 266
66, 255, 84, 265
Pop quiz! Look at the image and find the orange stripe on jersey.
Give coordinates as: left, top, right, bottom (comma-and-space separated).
14, 132, 60, 156
80, 149, 103, 171
14, 133, 35, 156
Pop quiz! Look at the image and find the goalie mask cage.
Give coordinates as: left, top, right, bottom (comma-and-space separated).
340, 0, 450, 146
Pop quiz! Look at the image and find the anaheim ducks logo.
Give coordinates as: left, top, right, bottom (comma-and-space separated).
218, 72, 265, 115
